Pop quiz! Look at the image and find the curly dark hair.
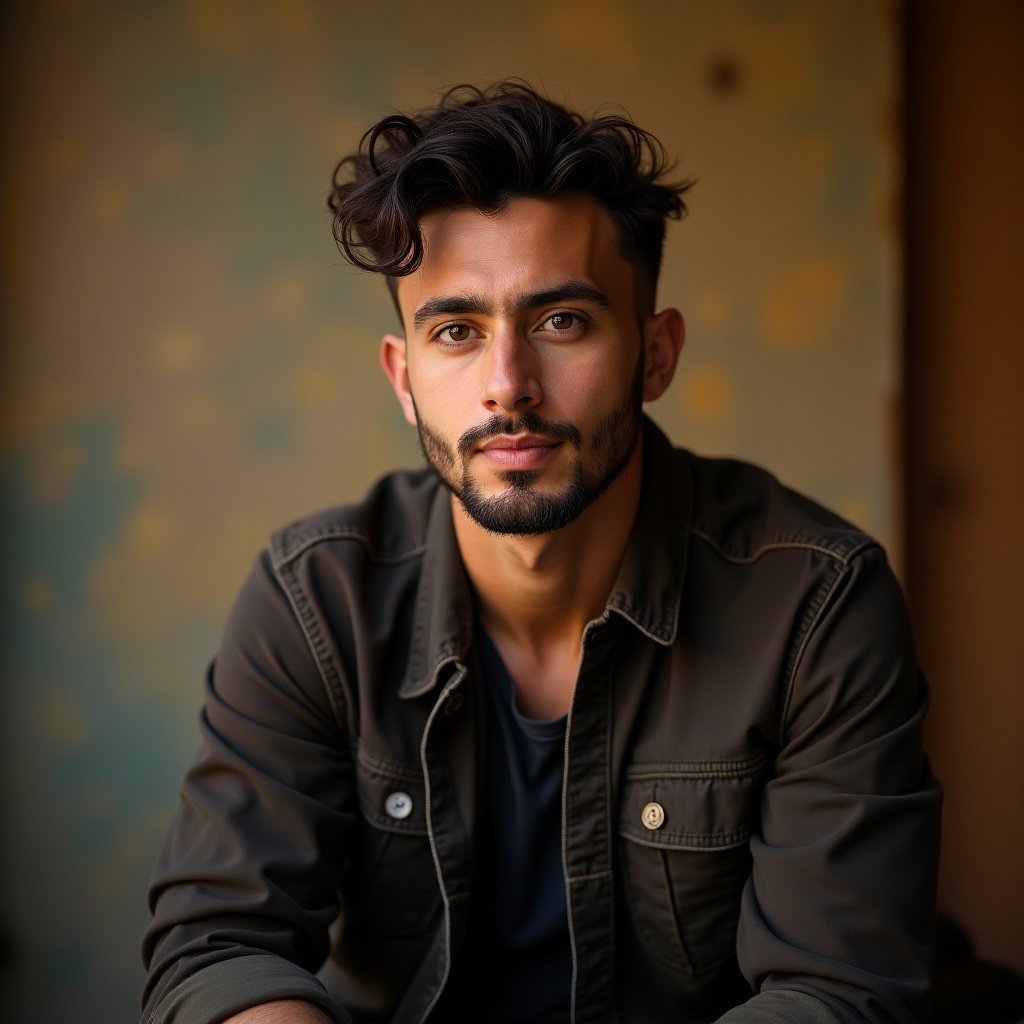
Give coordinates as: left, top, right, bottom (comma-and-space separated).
328, 80, 691, 311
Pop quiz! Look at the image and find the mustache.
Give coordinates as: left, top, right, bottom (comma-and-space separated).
457, 413, 582, 457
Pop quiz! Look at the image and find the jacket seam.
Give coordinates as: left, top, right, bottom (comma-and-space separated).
690, 526, 876, 567
620, 827, 752, 850
357, 742, 423, 783
272, 559, 350, 730
625, 754, 765, 780
271, 527, 428, 570
566, 869, 614, 884
780, 559, 850, 731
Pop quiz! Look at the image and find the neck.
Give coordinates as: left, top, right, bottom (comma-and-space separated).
453, 442, 643, 648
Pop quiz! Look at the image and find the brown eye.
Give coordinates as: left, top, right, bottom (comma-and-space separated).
443, 324, 470, 342
547, 313, 576, 330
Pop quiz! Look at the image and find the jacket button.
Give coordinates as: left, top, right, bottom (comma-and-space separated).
444, 692, 464, 716
641, 801, 665, 830
384, 791, 413, 820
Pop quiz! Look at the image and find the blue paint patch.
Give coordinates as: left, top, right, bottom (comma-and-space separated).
0, 417, 143, 664
247, 413, 296, 453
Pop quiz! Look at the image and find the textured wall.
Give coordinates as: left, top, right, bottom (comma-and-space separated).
0, 2, 898, 1021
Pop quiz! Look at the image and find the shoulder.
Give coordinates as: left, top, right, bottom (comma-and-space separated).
268, 467, 444, 570
674, 451, 916, 714
678, 448, 878, 568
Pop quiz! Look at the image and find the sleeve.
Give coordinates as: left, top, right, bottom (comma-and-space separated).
141, 550, 356, 1024
719, 544, 942, 1023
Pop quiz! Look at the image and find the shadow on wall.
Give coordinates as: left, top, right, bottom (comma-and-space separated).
932, 914, 1024, 1023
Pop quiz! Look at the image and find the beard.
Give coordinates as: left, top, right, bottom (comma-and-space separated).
414, 355, 644, 536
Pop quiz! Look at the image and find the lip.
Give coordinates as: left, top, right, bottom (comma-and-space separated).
478, 433, 559, 452
477, 433, 561, 469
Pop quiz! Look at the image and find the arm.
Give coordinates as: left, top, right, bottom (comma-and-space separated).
223, 1000, 334, 1024
720, 545, 941, 1023
142, 551, 354, 1024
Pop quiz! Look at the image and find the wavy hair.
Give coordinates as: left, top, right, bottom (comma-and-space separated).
328, 81, 691, 309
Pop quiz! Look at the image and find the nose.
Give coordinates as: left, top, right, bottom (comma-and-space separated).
481, 328, 542, 414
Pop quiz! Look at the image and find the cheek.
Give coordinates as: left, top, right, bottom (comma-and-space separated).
408, 365, 470, 428
553, 350, 636, 412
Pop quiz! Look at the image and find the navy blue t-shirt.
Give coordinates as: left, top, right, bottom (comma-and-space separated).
458, 626, 573, 1022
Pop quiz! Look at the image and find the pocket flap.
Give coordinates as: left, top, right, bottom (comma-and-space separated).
619, 753, 765, 851
356, 743, 428, 836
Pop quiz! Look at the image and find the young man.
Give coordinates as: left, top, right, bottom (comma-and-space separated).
142, 82, 940, 1024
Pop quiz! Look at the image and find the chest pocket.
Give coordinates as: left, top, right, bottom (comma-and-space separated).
618, 754, 765, 975
350, 744, 440, 937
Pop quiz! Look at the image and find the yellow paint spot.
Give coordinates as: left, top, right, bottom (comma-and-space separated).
321, 113, 366, 153
40, 692, 91, 749
186, 0, 313, 50
40, 137, 84, 179
186, 0, 251, 54
798, 136, 835, 179
272, 0, 314, 36
268, 270, 312, 317
154, 327, 202, 373
175, 393, 218, 436
695, 291, 732, 331
762, 260, 847, 350
172, 511, 271, 612
91, 182, 129, 224
127, 503, 176, 556
23, 576, 54, 613
683, 367, 733, 420
543, 0, 638, 69
293, 364, 339, 405
837, 494, 871, 532
1, 382, 78, 453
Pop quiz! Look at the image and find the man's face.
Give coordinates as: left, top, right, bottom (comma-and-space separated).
383, 193, 667, 536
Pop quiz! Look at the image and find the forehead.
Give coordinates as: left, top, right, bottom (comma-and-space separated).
394, 194, 635, 320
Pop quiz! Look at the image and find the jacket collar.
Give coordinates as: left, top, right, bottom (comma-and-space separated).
400, 484, 475, 699
605, 417, 690, 645
399, 416, 691, 699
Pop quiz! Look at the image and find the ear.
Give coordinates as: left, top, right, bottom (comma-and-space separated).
380, 333, 418, 426
641, 308, 684, 402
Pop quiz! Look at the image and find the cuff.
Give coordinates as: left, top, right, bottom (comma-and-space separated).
714, 990, 842, 1024
146, 954, 352, 1024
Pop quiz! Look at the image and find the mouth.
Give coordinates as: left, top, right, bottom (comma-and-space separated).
477, 433, 562, 469
479, 433, 559, 452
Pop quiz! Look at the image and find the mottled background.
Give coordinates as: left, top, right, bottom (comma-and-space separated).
0, 1, 930, 1021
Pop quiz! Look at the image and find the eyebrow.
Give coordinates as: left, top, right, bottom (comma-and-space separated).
411, 280, 610, 331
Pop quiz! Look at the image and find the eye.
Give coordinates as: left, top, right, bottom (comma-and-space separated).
541, 311, 585, 333
433, 322, 478, 346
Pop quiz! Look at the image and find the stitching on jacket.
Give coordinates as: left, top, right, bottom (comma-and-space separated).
357, 742, 423, 784
625, 753, 766, 780
271, 524, 428, 570
780, 559, 849, 731
566, 869, 614, 885
689, 526, 876, 568
272, 559, 350, 730
619, 824, 753, 850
